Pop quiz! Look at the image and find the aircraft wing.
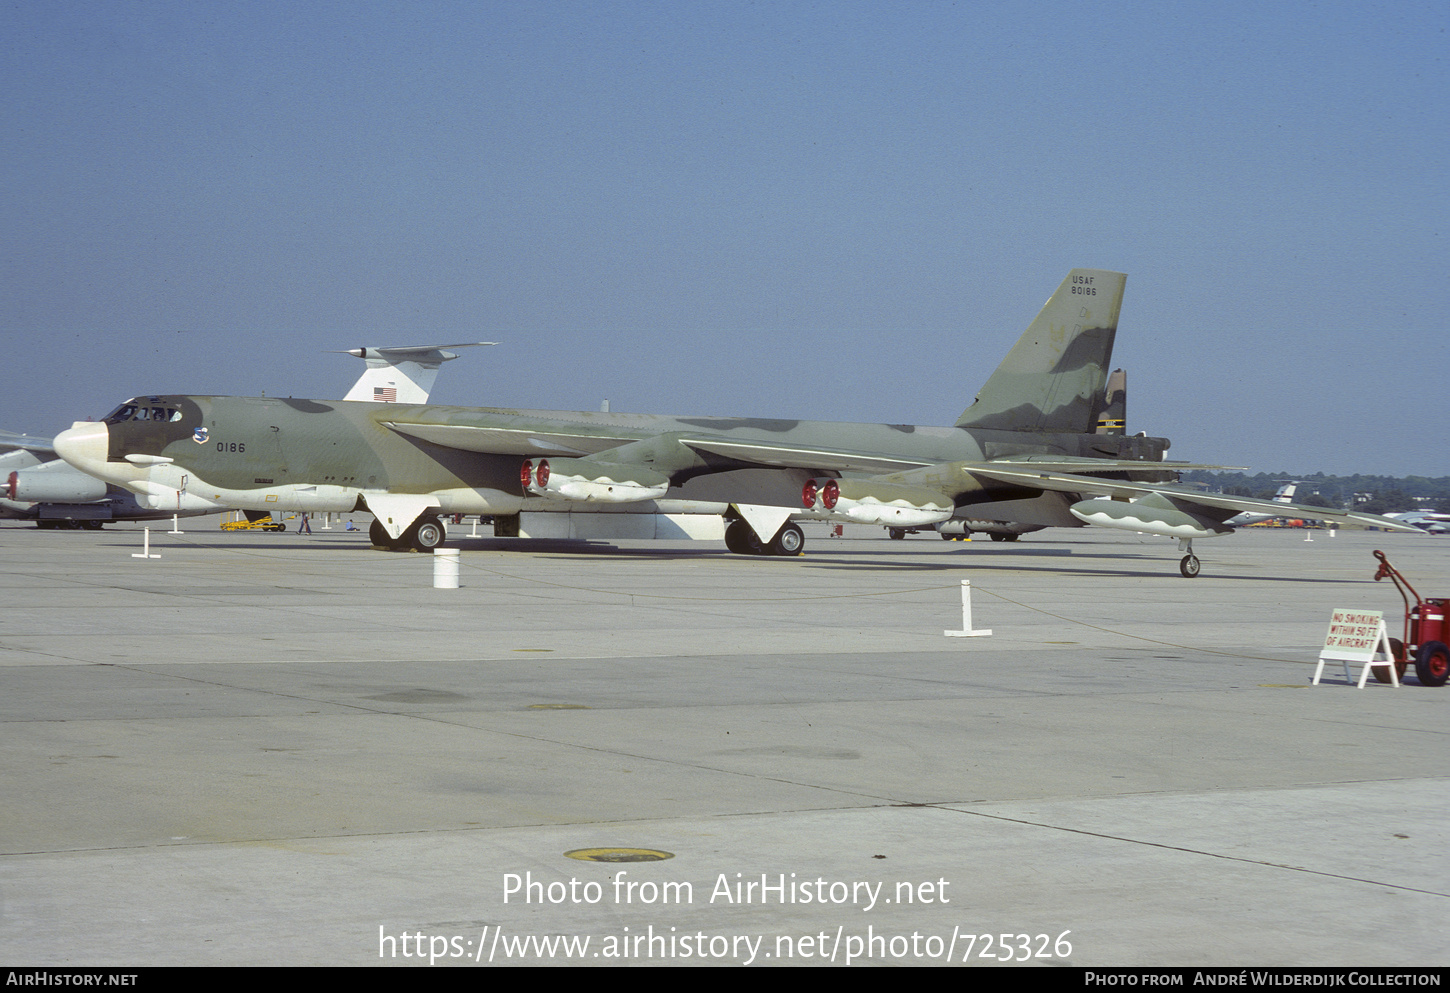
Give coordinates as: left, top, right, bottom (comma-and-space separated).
0, 430, 55, 456
960, 464, 1422, 532
676, 446, 1241, 476
382, 420, 635, 457
379, 414, 1413, 536
382, 419, 934, 471
970, 455, 1243, 474
384, 418, 1238, 477
676, 438, 931, 473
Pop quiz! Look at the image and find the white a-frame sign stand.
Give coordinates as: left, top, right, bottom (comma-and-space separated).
1313, 608, 1397, 688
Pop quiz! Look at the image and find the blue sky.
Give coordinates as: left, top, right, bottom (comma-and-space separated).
3, 0, 1445, 476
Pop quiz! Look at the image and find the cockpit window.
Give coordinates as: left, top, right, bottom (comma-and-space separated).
101, 403, 183, 424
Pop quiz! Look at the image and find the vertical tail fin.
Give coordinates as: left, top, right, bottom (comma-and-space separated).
956, 269, 1126, 433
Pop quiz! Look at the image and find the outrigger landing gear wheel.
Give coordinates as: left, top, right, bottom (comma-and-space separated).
1180, 554, 1201, 578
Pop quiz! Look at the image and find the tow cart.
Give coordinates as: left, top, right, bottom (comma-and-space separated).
1370, 550, 1449, 686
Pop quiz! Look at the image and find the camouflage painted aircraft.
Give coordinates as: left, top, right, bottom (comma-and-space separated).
5, 344, 491, 529
52, 270, 1417, 576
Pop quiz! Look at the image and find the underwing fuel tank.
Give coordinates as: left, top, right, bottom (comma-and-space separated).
802, 478, 954, 527
1069, 496, 1233, 539
521, 458, 670, 503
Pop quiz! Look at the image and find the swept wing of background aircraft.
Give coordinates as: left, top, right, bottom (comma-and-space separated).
53, 270, 1417, 576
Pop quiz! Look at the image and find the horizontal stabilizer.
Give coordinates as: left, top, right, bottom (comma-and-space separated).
339, 342, 497, 404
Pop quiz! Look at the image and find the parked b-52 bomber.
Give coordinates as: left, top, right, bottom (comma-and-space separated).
53, 269, 1417, 576
4, 343, 491, 529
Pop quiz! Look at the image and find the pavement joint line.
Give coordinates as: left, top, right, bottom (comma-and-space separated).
947, 806, 1450, 899
11, 790, 1446, 905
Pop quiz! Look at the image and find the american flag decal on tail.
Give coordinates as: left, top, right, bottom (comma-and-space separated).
374, 387, 397, 402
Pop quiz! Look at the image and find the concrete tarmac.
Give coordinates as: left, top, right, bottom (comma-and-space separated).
1, 519, 1446, 967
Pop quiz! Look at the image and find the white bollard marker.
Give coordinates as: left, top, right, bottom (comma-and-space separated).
132, 528, 160, 559
945, 579, 991, 637
433, 548, 460, 589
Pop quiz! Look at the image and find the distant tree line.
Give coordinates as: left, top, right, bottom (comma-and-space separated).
1179, 471, 1450, 515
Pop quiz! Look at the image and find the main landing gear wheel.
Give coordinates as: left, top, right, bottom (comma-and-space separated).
990, 533, 1018, 542
1180, 554, 1201, 578
1415, 640, 1449, 687
725, 520, 805, 556
723, 519, 762, 555
408, 515, 446, 552
769, 522, 805, 556
370, 519, 410, 550
888, 528, 906, 540
369, 519, 391, 548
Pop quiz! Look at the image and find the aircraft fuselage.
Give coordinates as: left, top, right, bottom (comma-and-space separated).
57, 394, 1167, 526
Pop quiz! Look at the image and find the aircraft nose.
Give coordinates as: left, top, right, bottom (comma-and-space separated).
53, 420, 110, 473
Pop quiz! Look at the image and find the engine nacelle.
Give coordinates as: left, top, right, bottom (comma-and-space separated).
7, 468, 108, 503
801, 477, 953, 526
1070, 497, 1233, 539
521, 458, 670, 503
